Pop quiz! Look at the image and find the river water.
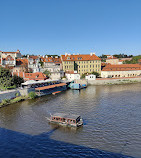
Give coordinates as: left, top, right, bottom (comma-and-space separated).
0, 83, 141, 158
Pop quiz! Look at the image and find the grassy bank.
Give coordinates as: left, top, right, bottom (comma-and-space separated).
0, 92, 37, 108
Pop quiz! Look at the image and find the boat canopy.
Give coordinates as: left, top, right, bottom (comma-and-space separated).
52, 113, 80, 120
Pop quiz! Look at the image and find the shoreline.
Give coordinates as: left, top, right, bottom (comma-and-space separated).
88, 77, 141, 85
1, 77, 141, 108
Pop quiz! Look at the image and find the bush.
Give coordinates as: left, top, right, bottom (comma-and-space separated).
7, 85, 16, 89
28, 92, 37, 99
91, 71, 100, 78
0, 99, 11, 106
15, 92, 20, 97
11, 96, 24, 103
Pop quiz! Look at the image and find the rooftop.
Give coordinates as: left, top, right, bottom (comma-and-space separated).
61, 53, 101, 61
102, 64, 141, 71
52, 113, 80, 120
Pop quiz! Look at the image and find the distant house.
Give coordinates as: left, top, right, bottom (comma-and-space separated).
106, 56, 119, 65
40, 56, 63, 80
85, 74, 96, 80
101, 64, 141, 78
12, 72, 47, 81
65, 71, 80, 81
27, 55, 40, 73
0, 50, 22, 67
1, 49, 22, 59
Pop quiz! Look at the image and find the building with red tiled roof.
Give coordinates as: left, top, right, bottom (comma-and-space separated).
61, 53, 101, 75
1, 49, 22, 58
27, 55, 40, 73
1, 55, 16, 66
39, 56, 63, 80
101, 64, 141, 78
16, 58, 28, 66
138, 59, 141, 64
106, 55, 119, 65
12, 72, 47, 81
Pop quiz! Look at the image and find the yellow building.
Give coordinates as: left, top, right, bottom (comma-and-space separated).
61, 53, 101, 75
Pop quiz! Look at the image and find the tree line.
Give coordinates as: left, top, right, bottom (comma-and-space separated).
0, 67, 24, 90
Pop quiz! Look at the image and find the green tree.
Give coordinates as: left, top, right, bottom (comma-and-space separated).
0, 67, 24, 90
43, 70, 51, 77
91, 71, 100, 78
28, 92, 37, 99
123, 55, 141, 64
12, 75, 24, 87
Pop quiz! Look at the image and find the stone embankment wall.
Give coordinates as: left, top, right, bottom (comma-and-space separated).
88, 77, 141, 85
0, 89, 20, 102
19, 88, 35, 96
75, 79, 88, 85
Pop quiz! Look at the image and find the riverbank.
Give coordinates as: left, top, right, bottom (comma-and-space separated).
0, 92, 37, 108
88, 76, 141, 85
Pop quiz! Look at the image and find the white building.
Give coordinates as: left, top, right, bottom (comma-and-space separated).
0, 50, 22, 67
101, 64, 141, 78
65, 71, 80, 81
50, 71, 64, 80
27, 55, 40, 73
40, 56, 64, 80
85, 74, 96, 80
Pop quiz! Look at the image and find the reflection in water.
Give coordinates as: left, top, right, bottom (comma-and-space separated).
0, 83, 141, 158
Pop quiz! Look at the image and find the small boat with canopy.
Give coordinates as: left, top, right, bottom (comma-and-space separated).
48, 113, 83, 127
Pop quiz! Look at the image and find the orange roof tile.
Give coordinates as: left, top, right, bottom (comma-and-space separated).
61, 54, 101, 61
4, 55, 14, 61
13, 72, 47, 80
53, 58, 62, 64
107, 56, 118, 59
16, 58, 28, 65
102, 64, 141, 71
29, 56, 39, 59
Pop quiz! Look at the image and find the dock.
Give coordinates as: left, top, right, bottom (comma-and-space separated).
52, 91, 61, 95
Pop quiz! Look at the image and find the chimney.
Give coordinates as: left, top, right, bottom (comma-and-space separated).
55, 56, 58, 58
90, 52, 95, 56
46, 55, 48, 58
17, 49, 20, 53
65, 53, 68, 56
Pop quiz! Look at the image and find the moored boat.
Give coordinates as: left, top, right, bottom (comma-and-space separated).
49, 113, 83, 127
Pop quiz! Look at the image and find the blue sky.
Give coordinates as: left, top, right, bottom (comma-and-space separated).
0, 0, 141, 56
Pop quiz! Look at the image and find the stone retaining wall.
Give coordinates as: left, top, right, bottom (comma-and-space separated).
88, 77, 141, 85
0, 90, 20, 102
